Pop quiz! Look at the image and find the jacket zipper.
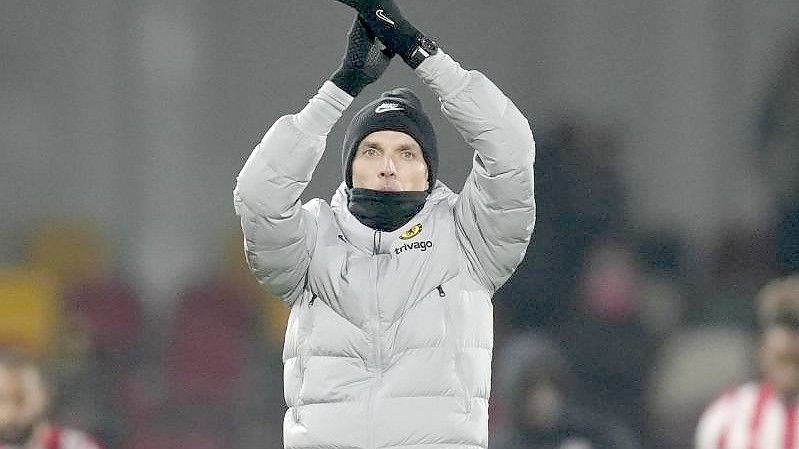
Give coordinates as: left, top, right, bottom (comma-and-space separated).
368, 230, 383, 449
372, 230, 381, 255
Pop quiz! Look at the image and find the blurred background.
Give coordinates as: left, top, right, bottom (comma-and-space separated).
2, 0, 798, 447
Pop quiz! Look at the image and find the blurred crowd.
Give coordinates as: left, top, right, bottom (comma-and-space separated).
0, 220, 289, 448
2, 29, 799, 449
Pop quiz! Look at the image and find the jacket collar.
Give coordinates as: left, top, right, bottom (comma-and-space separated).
330, 181, 452, 255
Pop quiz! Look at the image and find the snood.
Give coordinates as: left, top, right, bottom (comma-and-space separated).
348, 188, 427, 232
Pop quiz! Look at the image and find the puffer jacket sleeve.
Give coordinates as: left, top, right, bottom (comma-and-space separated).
233, 81, 353, 306
416, 51, 536, 292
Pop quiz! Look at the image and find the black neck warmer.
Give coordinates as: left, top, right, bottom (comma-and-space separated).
348, 188, 427, 232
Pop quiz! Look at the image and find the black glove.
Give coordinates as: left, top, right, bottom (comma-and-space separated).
330, 16, 394, 97
333, 0, 436, 69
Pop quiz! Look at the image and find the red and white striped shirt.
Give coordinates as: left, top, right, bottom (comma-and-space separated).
696, 382, 799, 449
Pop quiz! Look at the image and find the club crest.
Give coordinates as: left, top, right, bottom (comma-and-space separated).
399, 223, 423, 240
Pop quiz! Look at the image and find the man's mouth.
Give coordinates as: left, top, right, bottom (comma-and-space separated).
378, 183, 401, 192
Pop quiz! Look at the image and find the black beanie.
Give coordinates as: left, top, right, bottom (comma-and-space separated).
342, 88, 438, 192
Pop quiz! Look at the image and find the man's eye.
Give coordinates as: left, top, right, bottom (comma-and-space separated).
401, 151, 415, 159
364, 148, 378, 156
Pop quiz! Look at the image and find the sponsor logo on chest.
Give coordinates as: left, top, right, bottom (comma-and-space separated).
394, 223, 434, 255
394, 240, 433, 255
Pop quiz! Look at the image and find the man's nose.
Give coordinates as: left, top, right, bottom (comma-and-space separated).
379, 157, 397, 178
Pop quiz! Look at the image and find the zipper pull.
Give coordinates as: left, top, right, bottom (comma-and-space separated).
436, 285, 446, 297
309, 293, 317, 306
373, 231, 381, 255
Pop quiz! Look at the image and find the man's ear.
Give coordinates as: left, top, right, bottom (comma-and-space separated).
425, 166, 430, 191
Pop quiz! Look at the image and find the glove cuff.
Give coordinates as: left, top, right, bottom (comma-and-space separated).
330, 68, 372, 97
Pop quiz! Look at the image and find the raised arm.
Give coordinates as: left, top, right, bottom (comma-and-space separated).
420, 53, 536, 292
334, 1, 536, 292
233, 17, 392, 306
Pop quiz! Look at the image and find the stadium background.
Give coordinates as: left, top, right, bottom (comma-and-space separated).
2, 0, 798, 447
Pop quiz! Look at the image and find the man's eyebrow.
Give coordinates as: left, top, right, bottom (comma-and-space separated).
396, 144, 421, 153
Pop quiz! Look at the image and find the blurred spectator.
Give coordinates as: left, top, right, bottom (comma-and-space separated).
152, 226, 284, 449
633, 231, 690, 338
694, 227, 777, 328
164, 279, 253, 409
695, 275, 799, 449
647, 326, 754, 449
759, 32, 799, 276
558, 237, 656, 434
759, 34, 799, 207
0, 350, 103, 449
491, 332, 639, 449
495, 120, 631, 330
23, 219, 144, 448
24, 220, 145, 359
62, 279, 143, 367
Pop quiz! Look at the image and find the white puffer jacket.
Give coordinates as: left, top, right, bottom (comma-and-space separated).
234, 50, 535, 449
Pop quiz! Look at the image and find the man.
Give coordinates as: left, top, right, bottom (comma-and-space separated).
695, 275, 799, 449
491, 333, 639, 449
234, 2, 536, 447
0, 352, 103, 449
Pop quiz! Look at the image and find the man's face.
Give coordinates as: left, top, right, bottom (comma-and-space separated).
0, 366, 22, 437
761, 326, 799, 400
351, 130, 429, 192
0, 365, 47, 445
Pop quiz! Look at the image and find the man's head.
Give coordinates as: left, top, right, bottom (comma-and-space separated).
757, 275, 799, 401
0, 352, 50, 446
342, 88, 437, 193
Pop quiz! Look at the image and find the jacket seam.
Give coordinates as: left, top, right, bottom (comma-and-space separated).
302, 353, 363, 359
290, 398, 361, 407
378, 444, 487, 449
381, 394, 474, 399
388, 345, 448, 357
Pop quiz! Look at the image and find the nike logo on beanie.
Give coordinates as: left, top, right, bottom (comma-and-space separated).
375, 102, 404, 114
